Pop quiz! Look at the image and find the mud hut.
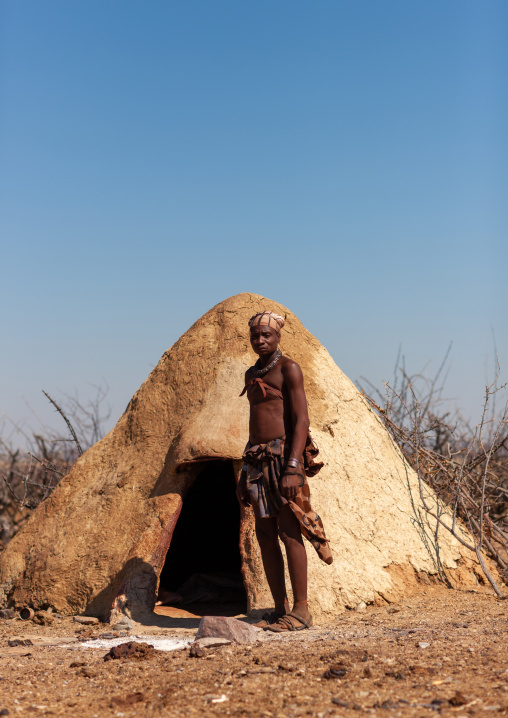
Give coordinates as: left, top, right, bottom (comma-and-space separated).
0, 293, 483, 622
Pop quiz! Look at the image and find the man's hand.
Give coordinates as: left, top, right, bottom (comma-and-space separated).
280, 471, 300, 501
236, 471, 251, 507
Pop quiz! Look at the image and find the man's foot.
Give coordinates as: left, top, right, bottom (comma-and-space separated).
265, 610, 313, 632
265, 603, 313, 632
253, 610, 285, 629
253, 601, 290, 629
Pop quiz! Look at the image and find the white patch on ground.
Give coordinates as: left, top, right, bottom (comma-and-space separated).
63, 635, 191, 651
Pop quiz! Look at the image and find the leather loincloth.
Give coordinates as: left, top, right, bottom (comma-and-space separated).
242, 436, 332, 565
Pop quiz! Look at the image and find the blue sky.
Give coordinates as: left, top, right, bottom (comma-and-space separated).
1, 1, 506, 443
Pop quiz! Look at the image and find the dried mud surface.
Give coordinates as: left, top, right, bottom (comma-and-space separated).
0, 587, 507, 717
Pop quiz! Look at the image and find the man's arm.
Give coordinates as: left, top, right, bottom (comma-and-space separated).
280, 361, 310, 500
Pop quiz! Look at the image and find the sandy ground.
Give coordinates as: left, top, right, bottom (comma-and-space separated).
0, 586, 507, 717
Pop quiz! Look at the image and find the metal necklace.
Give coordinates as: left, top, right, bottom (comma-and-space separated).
253, 349, 282, 377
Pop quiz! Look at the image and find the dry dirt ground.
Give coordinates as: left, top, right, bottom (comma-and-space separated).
0, 586, 507, 717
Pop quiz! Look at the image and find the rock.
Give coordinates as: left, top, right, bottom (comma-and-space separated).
73, 616, 99, 625
332, 699, 349, 707
111, 616, 134, 631
78, 667, 97, 678
323, 664, 347, 679
431, 676, 452, 685
195, 616, 258, 645
203, 694, 228, 704
110, 692, 145, 708
33, 611, 53, 626
0, 609, 15, 620
278, 663, 295, 672
355, 602, 367, 613
8, 638, 33, 647
193, 637, 232, 649
409, 664, 432, 675
417, 642, 430, 649
387, 606, 401, 614
189, 644, 206, 658
448, 692, 469, 707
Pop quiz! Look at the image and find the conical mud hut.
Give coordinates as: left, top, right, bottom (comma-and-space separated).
0, 294, 486, 622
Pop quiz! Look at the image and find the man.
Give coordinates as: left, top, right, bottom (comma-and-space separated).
237, 311, 332, 632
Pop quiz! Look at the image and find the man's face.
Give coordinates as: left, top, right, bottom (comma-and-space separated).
250, 325, 279, 358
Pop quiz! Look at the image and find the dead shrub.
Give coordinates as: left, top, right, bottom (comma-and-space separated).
359, 347, 508, 594
0, 385, 110, 546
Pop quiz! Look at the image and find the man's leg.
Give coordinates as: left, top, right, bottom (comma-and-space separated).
254, 508, 289, 614
277, 504, 311, 624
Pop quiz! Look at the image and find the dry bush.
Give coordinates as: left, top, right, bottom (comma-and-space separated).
0, 385, 110, 547
359, 348, 508, 594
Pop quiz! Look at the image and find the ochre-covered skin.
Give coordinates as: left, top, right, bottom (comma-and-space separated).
0, 294, 493, 621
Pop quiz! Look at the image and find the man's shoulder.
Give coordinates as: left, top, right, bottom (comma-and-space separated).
280, 356, 302, 375
245, 365, 256, 379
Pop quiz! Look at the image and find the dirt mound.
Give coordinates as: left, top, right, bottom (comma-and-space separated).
104, 641, 155, 661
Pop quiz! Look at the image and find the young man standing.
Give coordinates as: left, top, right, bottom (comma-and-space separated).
237, 311, 332, 632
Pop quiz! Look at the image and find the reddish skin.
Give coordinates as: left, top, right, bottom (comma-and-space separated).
236, 324, 311, 625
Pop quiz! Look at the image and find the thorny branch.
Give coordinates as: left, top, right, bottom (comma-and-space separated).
42, 390, 83, 456
0, 385, 110, 545
361, 359, 508, 597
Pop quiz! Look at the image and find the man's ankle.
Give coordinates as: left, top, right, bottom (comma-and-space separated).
293, 601, 309, 615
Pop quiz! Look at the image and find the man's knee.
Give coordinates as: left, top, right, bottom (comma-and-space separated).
278, 515, 304, 548
255, 519, 278, 546
278, 527, 300, 548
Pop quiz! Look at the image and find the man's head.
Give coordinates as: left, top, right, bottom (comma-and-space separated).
248, 311, 285, 358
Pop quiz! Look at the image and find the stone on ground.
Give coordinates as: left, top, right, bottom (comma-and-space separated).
111, 615, 135, 631
195, 616, 258, 644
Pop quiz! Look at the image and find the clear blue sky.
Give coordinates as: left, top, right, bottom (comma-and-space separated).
1, 0, 507, 443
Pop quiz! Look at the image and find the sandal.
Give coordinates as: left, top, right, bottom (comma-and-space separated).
265, 611, 313, 632
253, 610, 285, 629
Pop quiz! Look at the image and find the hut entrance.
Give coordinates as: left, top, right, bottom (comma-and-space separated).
157, 459, 247, 615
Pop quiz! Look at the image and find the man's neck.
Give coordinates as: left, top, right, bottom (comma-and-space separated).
257, 349, 279, 369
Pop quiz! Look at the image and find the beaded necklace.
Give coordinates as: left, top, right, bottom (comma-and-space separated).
252, 349, 282, 377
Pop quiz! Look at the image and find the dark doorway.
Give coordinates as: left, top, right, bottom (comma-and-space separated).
158, 460, 247, 614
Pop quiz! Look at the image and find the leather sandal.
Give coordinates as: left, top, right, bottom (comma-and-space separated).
265, 611, 313, 632
252, 610, 286, 629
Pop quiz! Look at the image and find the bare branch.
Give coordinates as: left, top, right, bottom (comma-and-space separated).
42, 390, 83, 456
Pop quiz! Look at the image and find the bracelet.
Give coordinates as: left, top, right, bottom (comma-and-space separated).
286, 458, 299, 468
